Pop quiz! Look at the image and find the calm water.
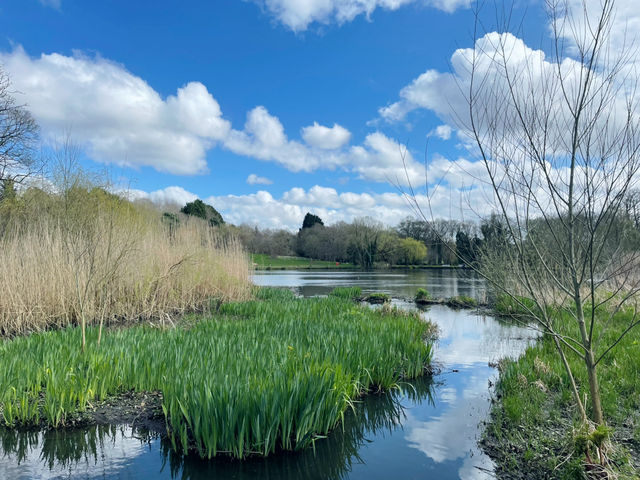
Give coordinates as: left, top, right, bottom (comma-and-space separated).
0, 270, 538, 479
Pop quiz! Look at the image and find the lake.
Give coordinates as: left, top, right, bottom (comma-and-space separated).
0, 269, 538, 479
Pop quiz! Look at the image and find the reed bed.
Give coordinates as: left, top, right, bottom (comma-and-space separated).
0, 288, 434, 459
0, 191, 251, 335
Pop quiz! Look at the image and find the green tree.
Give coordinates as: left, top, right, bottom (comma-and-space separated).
181, 199, 224, 226
398, 237, 427, 265
301, 212, 324, 230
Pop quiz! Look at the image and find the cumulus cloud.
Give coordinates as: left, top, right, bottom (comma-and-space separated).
428, 124, 452, 140
223, 106, 346, 172
0, 47, 448, 188
1, 47, 230, 175
301, 122, 351, 149
558, 0, 640, 65
125, 186, 199, 206
246, 173, 273, 185
255, 0, 471, 31
349, 132, 424, 184
125, 176, 497, 230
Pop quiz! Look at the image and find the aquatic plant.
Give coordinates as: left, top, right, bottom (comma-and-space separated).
328, 286, 362, 300
446, 295, 477, 309
414, 288, 431, 303
0, 185, 251, 338
0, 290, 433, 459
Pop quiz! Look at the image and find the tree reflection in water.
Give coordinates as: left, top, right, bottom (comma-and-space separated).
0, 377, 434, 480
161, 377, 435, 480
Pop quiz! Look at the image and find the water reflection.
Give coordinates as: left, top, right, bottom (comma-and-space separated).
0, 424, 156, 479
252, 269, 486, 300
0, 379, 435, 480
0, 270, 537, 479
416, 304, 539, 367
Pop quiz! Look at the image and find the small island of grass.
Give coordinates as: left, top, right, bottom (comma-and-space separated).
0, 287, 434, 459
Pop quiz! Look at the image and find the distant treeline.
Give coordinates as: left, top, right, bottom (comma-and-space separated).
129, 191, 640, 270
221, 212, 500, 268
219, 203, 640, 269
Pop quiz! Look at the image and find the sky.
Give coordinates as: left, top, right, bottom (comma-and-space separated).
0, 0, 637, 230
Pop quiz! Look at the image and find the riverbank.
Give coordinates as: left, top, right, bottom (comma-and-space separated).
0, 287, 435, 460
480, 304, 640, 479
251, 254, 466, 270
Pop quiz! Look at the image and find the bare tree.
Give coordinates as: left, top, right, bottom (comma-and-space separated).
0, 67, 39, 190
405, 0, 640, 430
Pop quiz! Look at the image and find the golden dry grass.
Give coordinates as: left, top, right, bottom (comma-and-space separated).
0, 193, 251, 336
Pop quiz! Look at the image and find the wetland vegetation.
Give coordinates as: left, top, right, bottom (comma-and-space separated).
0, 287, 434, 459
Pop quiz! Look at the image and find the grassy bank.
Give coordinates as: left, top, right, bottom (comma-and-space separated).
483, 303, 640, 478
251, 254, 467, 270
251, 254, 355, 269
0, 288, 434, 459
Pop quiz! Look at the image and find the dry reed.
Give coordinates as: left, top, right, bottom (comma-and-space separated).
0, 198, 251, 336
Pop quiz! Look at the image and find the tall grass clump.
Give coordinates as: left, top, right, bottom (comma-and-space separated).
0, 175, 250, 338
329, 286, 362, 300
0, 292, 433, 459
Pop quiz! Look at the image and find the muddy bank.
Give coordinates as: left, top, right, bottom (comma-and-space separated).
26, 390, 166, 434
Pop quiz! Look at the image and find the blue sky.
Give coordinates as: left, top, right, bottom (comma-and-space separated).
0, 0, 628, 229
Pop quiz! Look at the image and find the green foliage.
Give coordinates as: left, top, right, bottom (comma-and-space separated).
485, 306, 640, 478
398, 237, 427, 265
0, 179, 16, 203
181, 199, 224, 226
415, 288, 431, 302
329, 287, 362, 300
0, 292, 433, 459
301, 212, 324, 230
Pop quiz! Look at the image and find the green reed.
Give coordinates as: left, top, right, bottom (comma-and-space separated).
0, 287, 433, 459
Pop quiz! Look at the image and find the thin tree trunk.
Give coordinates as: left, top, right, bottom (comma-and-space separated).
552, 335, 587, 423
575, 297, 604, 424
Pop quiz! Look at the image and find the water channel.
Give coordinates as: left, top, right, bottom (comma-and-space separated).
0, 269, 538, 479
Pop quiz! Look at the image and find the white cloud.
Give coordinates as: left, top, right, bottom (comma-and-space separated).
301, 122, 351, 149
379, 68, 462, 123
255, 0, 471, 32
380, 22, 640, 218
349, 132, 424, 184
1, 47, 474, 190
127, 178, 497, 230
246, 173, 273, 185
557, 0, 640, 65
1, 47, 230, 175
428, 124, 452, 140
125, 186, 198, 206
223, 106, 348, 172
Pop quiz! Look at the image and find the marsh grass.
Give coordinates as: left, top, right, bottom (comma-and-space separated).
328, 286, 362, 300
0, 289, 433, 459
484, 306, 640, 477
0, 189, 250, 336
